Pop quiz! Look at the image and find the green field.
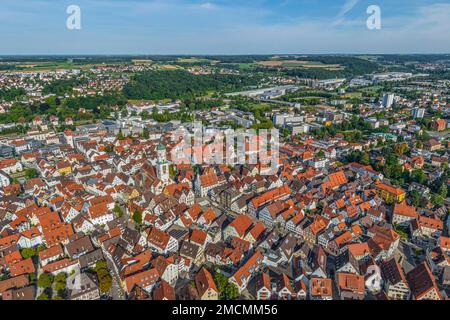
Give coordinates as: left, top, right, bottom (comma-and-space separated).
257, 59, 344, 70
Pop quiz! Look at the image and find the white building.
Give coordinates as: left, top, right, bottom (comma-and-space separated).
412, 108, 425, 119
0, 170, 11, 188
382, 93, 395, 108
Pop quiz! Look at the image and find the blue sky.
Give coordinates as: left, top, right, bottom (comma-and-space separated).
0, 0, 449, 54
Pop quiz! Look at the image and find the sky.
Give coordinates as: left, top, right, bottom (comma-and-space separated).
0, 0, 449, 55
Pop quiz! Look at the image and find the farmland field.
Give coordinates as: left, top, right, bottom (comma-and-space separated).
257, 60, 344, 70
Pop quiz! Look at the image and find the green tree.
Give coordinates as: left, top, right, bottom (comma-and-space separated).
360, 152, 370, 165
113, 203, 124, 217
419, 196, 429, 208
54, 281, 66, 292
133, 211, 142, 225
54, 273, 67, 284
410, 190, 421, 207
169, 164, 176, 179
411, 169, 426, 185
95, 260, 108, 271
20, 248, 37, 259
94, 260, 113, 294
29, 272, 37, 285
442, 162, 449, 171
24, 168, 39, 179
431, 194, 444, 207
438, 183, 447, 199
117, 130, 125, 140
214, 270, 240, 300
98, 270, 113, 294
393, 142, 409, 156
38, 273, 54, 289
142, 127, 150, 139
104, 145, 114, 153
141, 111, 150, 120
37, 292, 49, 300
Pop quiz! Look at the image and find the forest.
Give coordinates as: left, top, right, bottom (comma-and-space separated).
123, 70, 257, 100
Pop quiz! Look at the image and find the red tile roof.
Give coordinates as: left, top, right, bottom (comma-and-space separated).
125, 268, 159, 293
228, 215, 253, 238
42, 258, 78, 273
310, 277, 333, 297
9, 258, 35, 277
393, 202, 417, 218
195, 267, 218, 297
147, 228, 170, 250
250, 185, 291, 209
337, 273, 365, 295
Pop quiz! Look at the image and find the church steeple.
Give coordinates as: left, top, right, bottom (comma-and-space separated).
157, 143, 166, 163
156, 143, 169, 182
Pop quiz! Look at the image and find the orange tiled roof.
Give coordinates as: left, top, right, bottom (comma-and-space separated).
393, 202, 417, 218
42, 224, 74, 247
250, 185, 291, 209
125, 268, 159, 293
249, 222, 266, 240
190, 229, 208, 246
418, 215, 443, 231
328, 171, 348, 188
147, 228, 170, 250
228, 215, 253, 237
39, 244, 64, 261
347, 242, 370, 257
310, 277, 333, 297
376, 181, 405, 196
9, 258, 35, 277
440, 236, 450, 251
88, 202, 109, 219
195, 267, 218, 297
337, 273, 365, 294
199, 172, 219, 188
232, 250, 263, 287
309, 215, 329, 235
201, 208, 216, 224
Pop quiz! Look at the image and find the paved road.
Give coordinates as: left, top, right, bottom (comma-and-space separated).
35, 264, 45, 299
105, 254, 126, 300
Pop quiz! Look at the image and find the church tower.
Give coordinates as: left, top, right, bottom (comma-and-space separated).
156, 143, 170, 183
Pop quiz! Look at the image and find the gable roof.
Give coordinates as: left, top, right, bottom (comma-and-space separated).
250, 185, 291, 210
407, 262, 441, 300
228, 215, 253, 237
337, 272, 365, 294
147, 228, 171, 250
125, 268, 159, 293
231, 250, 263, 287
393, 202, 417, 218
195, 267, 218, 297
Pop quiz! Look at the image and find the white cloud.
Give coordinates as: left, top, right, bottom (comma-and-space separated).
198, 2, 216, 10
333, 0, 360, 26
338, 0, 360, 18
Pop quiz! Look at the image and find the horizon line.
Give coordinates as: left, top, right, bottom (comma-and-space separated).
1, 53, 450, 57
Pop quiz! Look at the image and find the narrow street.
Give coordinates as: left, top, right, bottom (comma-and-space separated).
97, 241, 126, 300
